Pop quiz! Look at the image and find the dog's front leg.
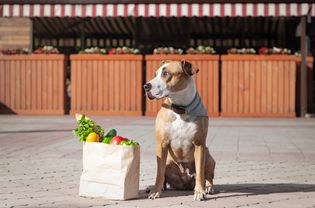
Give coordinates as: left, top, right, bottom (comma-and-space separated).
194, 143, 206, 201
148, 143, 168, 199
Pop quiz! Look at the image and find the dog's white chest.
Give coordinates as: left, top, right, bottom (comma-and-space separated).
165, 111, 197, 154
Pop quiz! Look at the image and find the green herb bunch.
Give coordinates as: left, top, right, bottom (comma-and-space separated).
72, 115, 105, 142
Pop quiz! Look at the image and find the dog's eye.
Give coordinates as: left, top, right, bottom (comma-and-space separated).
162, 71, 171, 77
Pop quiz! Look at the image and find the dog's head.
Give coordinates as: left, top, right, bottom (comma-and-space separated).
144, 60, 199, 100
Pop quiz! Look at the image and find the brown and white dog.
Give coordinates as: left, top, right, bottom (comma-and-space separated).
144, 60, 216, 201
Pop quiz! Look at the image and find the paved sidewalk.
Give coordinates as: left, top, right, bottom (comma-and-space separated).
0, 115, 315, 208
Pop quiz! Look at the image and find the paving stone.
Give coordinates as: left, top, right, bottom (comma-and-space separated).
0, 116, 315, 207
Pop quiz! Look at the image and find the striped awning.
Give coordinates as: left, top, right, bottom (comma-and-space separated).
1, 3, 315, 17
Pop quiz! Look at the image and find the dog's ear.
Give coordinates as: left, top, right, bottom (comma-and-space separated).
181, 60, 199, 76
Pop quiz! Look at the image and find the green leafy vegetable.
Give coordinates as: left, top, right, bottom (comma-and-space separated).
120, 141, 129, 146
128, 140, 139, 146
120, 140, 139, 146
72, 114, 105, 142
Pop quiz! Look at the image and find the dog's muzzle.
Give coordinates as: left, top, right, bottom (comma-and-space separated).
144, 83, 155, 100
144, 83, 152, 92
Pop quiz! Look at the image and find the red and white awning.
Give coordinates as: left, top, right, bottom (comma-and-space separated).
1, 3, 315, 17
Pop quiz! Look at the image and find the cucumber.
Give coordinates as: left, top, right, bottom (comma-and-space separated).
102, 136, 112, 144
105, 129, 117, 138
101, 129, 117, 144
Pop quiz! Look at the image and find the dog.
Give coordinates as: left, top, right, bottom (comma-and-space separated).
144, 60, 216, 201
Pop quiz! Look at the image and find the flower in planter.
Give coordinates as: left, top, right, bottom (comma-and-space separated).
0, 48, 29, 55
116, 47, 123, 54
258, 47, 291, 55
186, 46, 216, 54
133, 48, 140, 54
108, 48, 116, 54
227, 48, 256, 54
79, 47, 107, 54
258, 47, 269, 55
108, 47, 139, 55
282, 48, 291, 55
33, 46, 59, 54
294, 51, 301, 56
153, 47, 183, 55
227, 48, 237, 54
272, 47, 282, 54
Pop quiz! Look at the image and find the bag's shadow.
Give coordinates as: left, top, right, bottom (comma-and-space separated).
137, 183, 315, 200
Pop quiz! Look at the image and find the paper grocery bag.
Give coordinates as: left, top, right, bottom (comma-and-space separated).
79, 142, 140, 200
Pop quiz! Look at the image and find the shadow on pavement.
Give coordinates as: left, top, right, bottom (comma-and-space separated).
212, 183, 315, 199
0, 102, 16, 114
136, 189, 192, 200
137, 183, 315, 200
0, 129, 73, 134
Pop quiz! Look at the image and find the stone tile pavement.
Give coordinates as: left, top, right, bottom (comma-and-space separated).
0, 115, 315, 208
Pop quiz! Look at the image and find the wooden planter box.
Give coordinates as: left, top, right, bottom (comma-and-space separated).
145, 55, 219, 117
221, 55, 297, 117
0, 55, 66, 115
70, 54, 143, 116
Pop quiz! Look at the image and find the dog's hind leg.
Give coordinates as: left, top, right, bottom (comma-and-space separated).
204, 147, 215, 194
163, 178, 168, 191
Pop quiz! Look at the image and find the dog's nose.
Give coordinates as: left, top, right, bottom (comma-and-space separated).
143, 83, 152, 92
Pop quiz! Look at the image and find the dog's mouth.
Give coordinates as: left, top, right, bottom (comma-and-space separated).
146, 92, 156, 100
146, 89, 170, 100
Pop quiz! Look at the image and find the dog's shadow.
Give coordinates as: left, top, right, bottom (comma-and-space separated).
138, 183, 315, 200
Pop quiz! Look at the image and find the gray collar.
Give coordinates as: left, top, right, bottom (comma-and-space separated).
163, 93, 208, 117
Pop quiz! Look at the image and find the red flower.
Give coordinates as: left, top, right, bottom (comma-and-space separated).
259, 47, 269, 55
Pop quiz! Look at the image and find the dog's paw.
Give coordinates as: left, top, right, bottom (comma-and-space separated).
147, 186, 162, 200
193, 190, 207, 201
145, 185, 154, 193
205, 185, 215, 195
148, 190, 161, 200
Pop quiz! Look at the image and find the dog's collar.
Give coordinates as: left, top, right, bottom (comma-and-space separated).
162, 93, 198, 115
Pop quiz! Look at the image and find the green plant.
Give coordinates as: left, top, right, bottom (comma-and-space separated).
72, 114, 104, 142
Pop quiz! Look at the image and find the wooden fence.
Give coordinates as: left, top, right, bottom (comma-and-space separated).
145, 55, 219, 116
221, 55, 297, 117
70, 54, 143, 116
0, 55, 66, 114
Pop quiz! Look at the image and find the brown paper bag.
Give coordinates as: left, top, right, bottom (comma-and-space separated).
79, 142, 140, 200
